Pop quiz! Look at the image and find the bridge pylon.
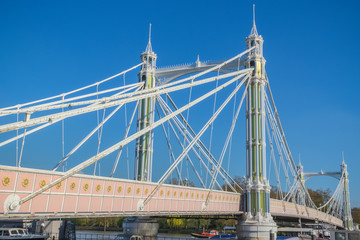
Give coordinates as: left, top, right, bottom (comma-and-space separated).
134, 24, 157, 182
341, 159, 353, 230
237, 5, 277, 240
123, 25, 159, 240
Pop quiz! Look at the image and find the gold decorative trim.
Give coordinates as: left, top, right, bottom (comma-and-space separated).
136, 188, 141, 194
83, 183, 89, 191
2, 176, 10, 186
145, 188, 149, 195
96, 184, 101, 192
107, 185, 112, 192
39, 179, 46, 188
56, 182, 62, 189
70, 182, 76, 190
173, 191, 177, 197
127, 187, 132, 194
160, 189, 164, 196
22, 178, 29, 188
117, 186, 122, 193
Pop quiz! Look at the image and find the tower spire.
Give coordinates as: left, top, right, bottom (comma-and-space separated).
250, 4, 258, 36
145, 23, 153, 53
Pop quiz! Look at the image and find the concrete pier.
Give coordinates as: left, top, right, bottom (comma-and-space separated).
122, 217, 159, 240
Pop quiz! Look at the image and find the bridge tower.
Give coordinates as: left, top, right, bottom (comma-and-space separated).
296, 161, 306, 205
341, 159, 354, 230
237, 5, 277, 240
123, 25, 159, 240
135, 24, 157, 182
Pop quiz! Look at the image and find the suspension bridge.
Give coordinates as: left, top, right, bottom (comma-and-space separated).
0, 6, 354, 239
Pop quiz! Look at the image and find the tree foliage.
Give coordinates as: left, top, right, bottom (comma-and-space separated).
352, 208, 360, 224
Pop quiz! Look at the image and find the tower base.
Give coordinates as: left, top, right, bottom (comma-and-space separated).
237, 214, 277, 240
122, 217, 159, 240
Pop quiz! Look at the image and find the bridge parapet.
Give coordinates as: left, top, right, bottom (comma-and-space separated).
270, 199, 343, 228
0, 165, 239, 219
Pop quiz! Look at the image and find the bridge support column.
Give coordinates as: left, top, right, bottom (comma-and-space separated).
122, 217, 159, 240
134, 25, 157, 182
237, 6, 277, 240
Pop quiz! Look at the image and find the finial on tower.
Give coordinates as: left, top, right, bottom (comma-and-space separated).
250, 4, 258, 36
145, 23, 153, 53
196, 55, 201, 67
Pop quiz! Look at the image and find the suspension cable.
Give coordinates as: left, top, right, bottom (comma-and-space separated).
155, 104, 184, 185
157, 96, 223, 190
265, 76, 316, 208
204, 76, 249, 207
157, 95, 233, 191
110, 100, 139, 177
163, 93, 242, 191
140, 73, 247, 210
0, 63, 144, 113
0, 84, 142, 148
16, 70, 246, 207
122, 74, 130, 179
53, 86, 143, 171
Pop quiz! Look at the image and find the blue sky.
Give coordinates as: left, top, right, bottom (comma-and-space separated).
0, 1, 360, 207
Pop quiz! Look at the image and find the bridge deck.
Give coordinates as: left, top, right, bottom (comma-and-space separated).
0, 165, 239, 219
0, 165, 343, 228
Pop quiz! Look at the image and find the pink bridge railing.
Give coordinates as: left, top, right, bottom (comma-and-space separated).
0, 165, 344, 228
0, 165, 239, 219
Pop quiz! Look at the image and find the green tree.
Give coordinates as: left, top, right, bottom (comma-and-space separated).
308, 188, 331, 207
352, 208, 360, 224
166, 218, 184, 229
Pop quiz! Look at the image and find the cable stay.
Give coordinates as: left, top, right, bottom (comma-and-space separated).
110, 101, 139, 177
265, 75, 317, 209
0, 63, 144, 113
0, 70, 249, 134
154, 104, 184, 184
163, 93, 242, 191
139, 72, 250, 210
13, 65, 249, 208
203, 75, 250, 209
155, 103, 208, 188
156, 96, 224, 190
52, 86, 143, 171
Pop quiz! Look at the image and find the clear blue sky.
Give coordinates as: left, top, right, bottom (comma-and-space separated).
0, 1, 360, 206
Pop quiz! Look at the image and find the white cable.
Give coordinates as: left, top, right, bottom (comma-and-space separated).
157, 96, 223, 190
52, 86, 143, 171
163, 93, 242, 191
0, 85, 142, 148
141, 72, 247, 209
157, 95, 234, 191
0, 70, 250, 133
110, 100, 139, 177
204, 76, 249, 207
155, 104, 184, 184
17, 69, 245, 206
0, 63, 144, 113
266, 77, 316, 209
